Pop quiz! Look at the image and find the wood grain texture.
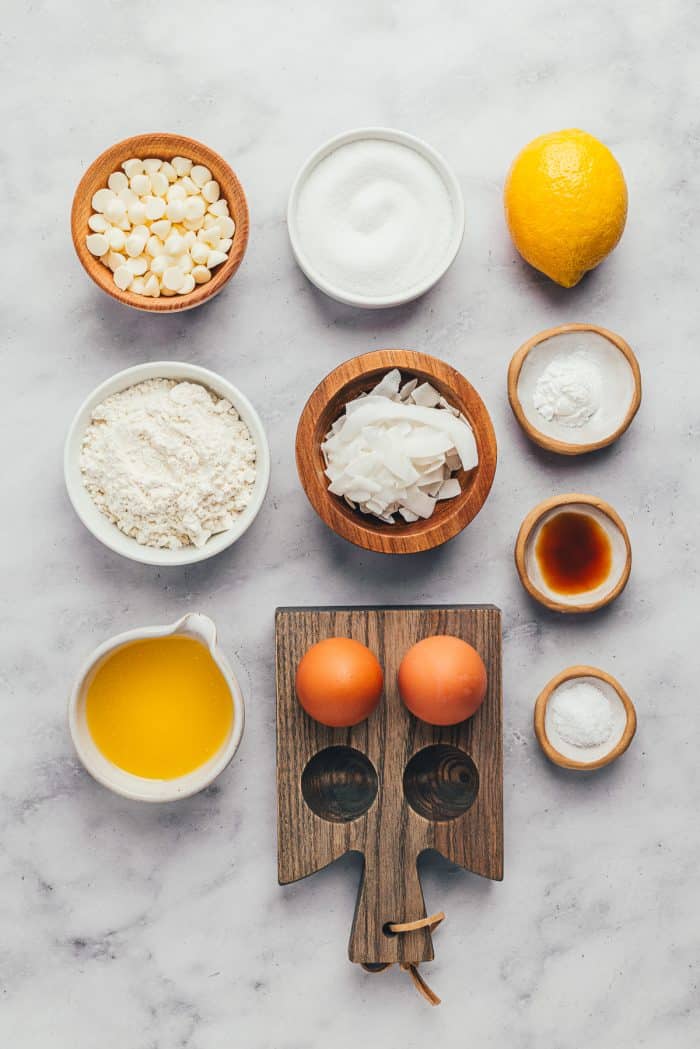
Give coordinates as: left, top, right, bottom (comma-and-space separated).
71, 132, 249, 313
275, 605, 503, 967
295, 350, 498, 554
507, 323, 642, 455
514, 493, 632, 614
533, 665, 637, 771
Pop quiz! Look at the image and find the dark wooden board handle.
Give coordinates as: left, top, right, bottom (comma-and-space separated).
350, 850, 432, 965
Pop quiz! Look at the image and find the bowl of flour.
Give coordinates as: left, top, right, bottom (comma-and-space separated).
64, 362, 270, 565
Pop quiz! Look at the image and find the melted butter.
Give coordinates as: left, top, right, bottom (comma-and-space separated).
86, 636, 233, 779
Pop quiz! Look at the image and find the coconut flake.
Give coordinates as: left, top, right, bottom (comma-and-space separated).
321, 369, 478, 525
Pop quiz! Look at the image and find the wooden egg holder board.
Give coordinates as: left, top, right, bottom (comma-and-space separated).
275, 605, 503, 968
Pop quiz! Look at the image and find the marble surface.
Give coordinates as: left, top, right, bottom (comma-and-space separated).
2, 2, 698, 1046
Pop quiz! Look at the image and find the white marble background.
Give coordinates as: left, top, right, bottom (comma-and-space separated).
1, 1, 698, 1046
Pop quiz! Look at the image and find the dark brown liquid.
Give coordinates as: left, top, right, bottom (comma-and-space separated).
535, 511, 612, 595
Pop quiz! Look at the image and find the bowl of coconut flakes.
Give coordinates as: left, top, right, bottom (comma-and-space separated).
64, 361, 270, 566
295, 349, 497, 554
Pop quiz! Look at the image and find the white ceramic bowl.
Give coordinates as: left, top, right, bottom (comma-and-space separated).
287, 127, 465, 309
68, 613, 245, 802
64, 361, 270, 566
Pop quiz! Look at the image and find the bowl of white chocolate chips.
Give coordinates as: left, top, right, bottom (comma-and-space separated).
71, 133, 249, 312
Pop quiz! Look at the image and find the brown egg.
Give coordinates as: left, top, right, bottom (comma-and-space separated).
295, 637, 383, 727
398, 635, 487, 726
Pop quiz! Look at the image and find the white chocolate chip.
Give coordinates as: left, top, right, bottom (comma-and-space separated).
149, 171, 169, 197
190, 241, 209, 265
108, 171, 129, 193
144, 196, 166, 220
206, 249, 228, 269
180, 273, 196, 294
150, 219, 171, 240
192, 265, 211, 284
130, 277, 147, 295
127, 200, 147, 225
172, 156, 192, 176
167, 183, 187, 203
191, 164, 211, 187
91, 188, 115, 213
125, 255, 148, 276
106, 251, 126, 272
161, 161, 177, 183
118, 186, 137, 206
108, 227, 126, 251
143, 158, 162, 174
122, 158, 144, 178
88, 214, 109, 233
164, 232, 185, 256
113, 266, 133, 291
146, 235, 163, 257
150, 255, 169, 276
180, 176, 199, 196
163, 266, 184, 292
183, 196, 205, 222
166, 199, 186, 222
130, 173, 151, 196
202, 180, 220, 203
125, 232, 147, 257
86, 233, 109, 256
208, 200, 229, 217
217, 216, 235, 239
144, 274, 161, 297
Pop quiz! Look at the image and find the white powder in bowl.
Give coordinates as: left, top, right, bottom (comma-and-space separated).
294, 138, 455, 299
533, 350, 602, 428
80, 379, 256, 549
549, 681, 613, 748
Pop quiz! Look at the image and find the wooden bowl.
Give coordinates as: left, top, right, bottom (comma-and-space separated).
534, 665, 637, 771
514, 493, 632, 613
71, 132, 249, 312
295, 350, 497, 554
507, 324, 642, 455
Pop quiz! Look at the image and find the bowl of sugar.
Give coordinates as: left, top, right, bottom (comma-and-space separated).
534, 665, 637, 771
287, 127, 465, 309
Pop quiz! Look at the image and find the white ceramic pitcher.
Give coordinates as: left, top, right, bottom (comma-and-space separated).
68, 613, 245, 802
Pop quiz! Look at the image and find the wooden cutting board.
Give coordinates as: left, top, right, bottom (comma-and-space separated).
276, 605, 503, 967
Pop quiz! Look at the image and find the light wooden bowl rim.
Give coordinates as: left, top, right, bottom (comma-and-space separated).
514, 493, 632, 613
533, 664, 637, 771
295, 349, 498, 554
71, 132, 249, 313
507, 323, 642, 455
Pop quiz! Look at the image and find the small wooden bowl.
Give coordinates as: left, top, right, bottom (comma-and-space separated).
514, 493, 632, 613
507, 323, 642, 455
71, 132, 249, 312
534, 665, 637, 771
296, 350, 497, 554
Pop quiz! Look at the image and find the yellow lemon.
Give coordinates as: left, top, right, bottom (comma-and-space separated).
504, 129, 627, 288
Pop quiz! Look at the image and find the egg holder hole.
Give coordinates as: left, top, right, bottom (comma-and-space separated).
301, 742, 478, 825
301, 745, 378, 823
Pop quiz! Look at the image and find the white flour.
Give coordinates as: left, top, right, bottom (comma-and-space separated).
533, 350, 602, 428
81, 379, 257, 549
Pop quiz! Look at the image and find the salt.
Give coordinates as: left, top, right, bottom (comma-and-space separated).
549, 681, 613, 748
